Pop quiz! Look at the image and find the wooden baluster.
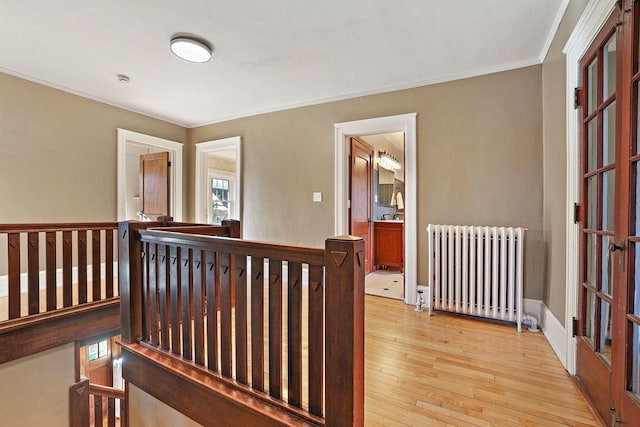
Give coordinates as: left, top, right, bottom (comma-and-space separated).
181, 247, 192, 360
235, 254, 248, 385
250, 256, 265, 391
62, 231, 73, 308
269, 259, 283, 399
219, 251, 233, 378
107, 397, 116, 427
120, 395, 126, 427
170, 246, 181, 355
46, 231, 56, 311
8, 233, 21, 319
77, 230, 88, 304
193, 249, 205, 366
141, 242, 149, 341
92, 230, 101, 301
148, 244, 159, 346
27, 232, 39, 315
287, 261, 303, 408
308, 264, 324, 417
325, 236, 365, 427
205, 249, 218, 372
158, 244, 169, 350
94, 394, 103, 427
105, 229, 114, 298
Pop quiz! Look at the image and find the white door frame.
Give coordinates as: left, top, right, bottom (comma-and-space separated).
195, 137, 242, 224
563, 0, 615, 375
116, 129, 183, 221
334, 113, 418, 305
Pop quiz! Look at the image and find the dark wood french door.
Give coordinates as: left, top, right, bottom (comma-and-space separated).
577, 2, 640, 424
350, 137, 374, 273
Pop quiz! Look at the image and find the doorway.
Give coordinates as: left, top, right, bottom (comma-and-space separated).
350, 133, 405, 300
335, 113, 417, 305
573, 4, 640, 423
195, 137, 242, 224
116, 129, 183, 221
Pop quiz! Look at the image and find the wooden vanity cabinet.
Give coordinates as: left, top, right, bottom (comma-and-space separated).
374, 221, 404, 272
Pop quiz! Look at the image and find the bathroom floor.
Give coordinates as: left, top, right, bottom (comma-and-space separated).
365, 269, 404, 300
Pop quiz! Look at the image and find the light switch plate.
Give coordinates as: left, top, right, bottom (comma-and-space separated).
313, 192, 322, 202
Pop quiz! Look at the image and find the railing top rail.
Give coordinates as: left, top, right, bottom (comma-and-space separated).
89, 383, 125, 400
0, 222, 119, 233
139, 229, 325, 266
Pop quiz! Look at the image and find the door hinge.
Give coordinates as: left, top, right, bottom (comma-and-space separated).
574, 87, 581, 109
168, 161, 172, 167
573, 203, 580, 224
347, 199, 351, 209
572, 317, 578, 337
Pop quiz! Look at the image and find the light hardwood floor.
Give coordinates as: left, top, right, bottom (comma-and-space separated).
1, 283, 601, 426
364, 295, 601, 426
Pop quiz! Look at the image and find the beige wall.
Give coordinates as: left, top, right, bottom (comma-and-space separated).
189, 66, 545, 299
542, 0, 589, 325
0, 343, 75, 426
129, 385, 202, 427
208, 155, 236, 173
0, 72, 187, 223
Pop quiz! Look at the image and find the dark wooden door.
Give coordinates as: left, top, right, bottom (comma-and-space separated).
577, 4, 640, 423
140, 152, 170, 220
350, 137, 374, 273
613, 1, 640, 423
576, 13, 618, 420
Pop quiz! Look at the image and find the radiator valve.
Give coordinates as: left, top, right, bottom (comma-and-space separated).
415, 290, 425, 312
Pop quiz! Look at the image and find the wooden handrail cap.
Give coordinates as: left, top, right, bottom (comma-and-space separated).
327, 235, 362, 242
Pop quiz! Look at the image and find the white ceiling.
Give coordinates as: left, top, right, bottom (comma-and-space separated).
0, 0, 567, 128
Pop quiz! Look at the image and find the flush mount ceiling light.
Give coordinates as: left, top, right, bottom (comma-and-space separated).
170, 36, 212, 63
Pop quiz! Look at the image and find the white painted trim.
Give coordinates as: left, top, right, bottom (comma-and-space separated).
563, 0, 616, 375
116, 129, 183, 222
334, 113, 418, 305
193, 59, 539, 128
0, 262, 118, 298
539, 0, 570, 62
194, 137, 242, 224
542, 303, 568, 369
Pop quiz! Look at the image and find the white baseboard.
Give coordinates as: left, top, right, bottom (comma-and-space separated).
0, 262, 118, 298
542, 304, 567, 369
523, 298, 567, 370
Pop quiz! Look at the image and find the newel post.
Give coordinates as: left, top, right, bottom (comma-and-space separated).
222, 219, 241, 238
325, 235, 365, 426
69, 377, 90, 427
118, 221, 143, 344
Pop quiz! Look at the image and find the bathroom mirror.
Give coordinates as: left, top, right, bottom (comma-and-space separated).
377, 166, 395, 206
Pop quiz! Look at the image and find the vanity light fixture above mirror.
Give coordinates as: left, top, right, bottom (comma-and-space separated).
379, 150, 401, 170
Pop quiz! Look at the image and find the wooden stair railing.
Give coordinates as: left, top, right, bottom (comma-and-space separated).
69, 378, 125, 427
118, 220, 365, 426
0, 222, 121, 364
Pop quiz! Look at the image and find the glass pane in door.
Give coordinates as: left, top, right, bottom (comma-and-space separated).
603, 170, 615, 231
604, 102, 616, 164
602, 235, 614, 296
633, 323, 640, 394
600, 299, 613, 363
635, 243, 640, 316
587, 176, 597, 229
588, 58, 599, 114
604, 35, 617, 99
588, 118, 598, 171
586, 290, 597, 344
587, 234, 597, 285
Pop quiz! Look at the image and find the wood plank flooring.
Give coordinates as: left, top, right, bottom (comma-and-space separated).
1, 281, 601, 426
364, 295, 601, 426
